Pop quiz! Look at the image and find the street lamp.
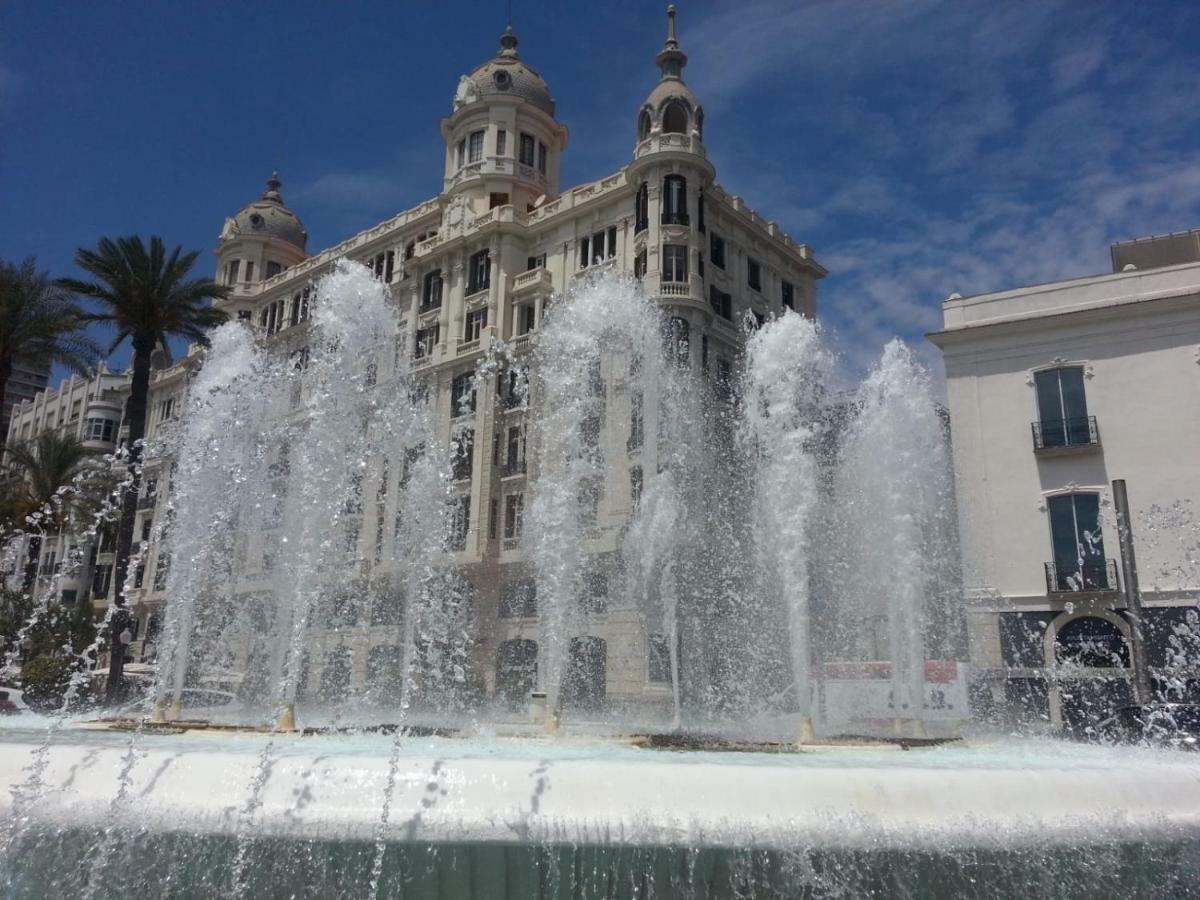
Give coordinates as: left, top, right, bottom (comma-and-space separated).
105, 607, 133, 705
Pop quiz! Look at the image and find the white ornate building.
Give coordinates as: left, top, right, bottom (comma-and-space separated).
121, 8, 826, 707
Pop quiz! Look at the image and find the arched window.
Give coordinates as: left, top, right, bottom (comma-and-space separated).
662, 100, 689, 134
635, 182, 649, 234
662, 175, 688, 226
1055, 616, 1129, 668
637, 109, 652, 142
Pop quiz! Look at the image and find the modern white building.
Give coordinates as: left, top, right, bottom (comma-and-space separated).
120, 8, 826, 708
929, 229, 1200, 730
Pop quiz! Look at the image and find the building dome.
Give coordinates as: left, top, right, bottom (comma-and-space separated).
223, 172, 308, 252
455, 26, 555, 117
636, 6, 704, 143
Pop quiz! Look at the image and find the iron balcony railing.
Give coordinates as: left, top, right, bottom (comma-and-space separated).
1045, 559, 1119, 593
1032, 415, 1099, 450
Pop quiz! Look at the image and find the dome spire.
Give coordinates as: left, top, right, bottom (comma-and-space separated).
498, 24, 520, 59
656, 4, 688, 81
262, 171, 283, 204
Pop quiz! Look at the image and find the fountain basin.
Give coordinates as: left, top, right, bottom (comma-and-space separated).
2, 726, 1198, 851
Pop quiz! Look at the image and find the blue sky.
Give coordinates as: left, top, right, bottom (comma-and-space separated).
3, 0, 1199, 381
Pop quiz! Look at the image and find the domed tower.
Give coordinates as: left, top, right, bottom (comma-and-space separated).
214, 172, 309, 316
440, 26, 569, 215
629, 6, 715, 333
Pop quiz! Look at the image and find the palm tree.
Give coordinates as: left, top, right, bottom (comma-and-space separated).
2, 432, 90, 589
3, 431, 90, 520
0, 258, 97, 448
58, 236, 228, 700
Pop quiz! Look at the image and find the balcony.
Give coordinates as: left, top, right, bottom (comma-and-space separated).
1045, 560, 1119, 594
513, 266, 552, 297
1032, 416, 1100, 453
661, 211, 690, 228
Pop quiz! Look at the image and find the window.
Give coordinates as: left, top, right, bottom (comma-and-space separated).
519, 133, 535, 166
662, 100, 688, 134
422, 270, 443, 309
414, 324, 438, 360
451, 428, 474, 480
373, 253, 385, 279
1034, 366, 1093, 448
404, 240, 416, 260
701, 334, 709, 372
662, 244, 688, 282
630, 465, 643, 511
452, 373, 476, 417
496, 129, 507, 156
504, 493, 524, 540
158, 398, 176, 422
526, 254, 546, 270
500, 579, 537, 618
637, 109, 651, 142
225, 259, 240, 285
245, 261, 255, 282
635, 182, 649, 233
578, 479, 601, 527
489, 192, 509, 209
537, 141, 547, 174
664, 317, 689, 364
710, 232, 726, 269
782, 279, 795, 311
464, 307, 487, 343
662, 175, 688, 226
579, 571, 608, 614
648, 634, 671, 683
468, 129, 484, 163
634, 248, 647, 280
290, 293, 301, 326
607, 226, 617, 260
578, 237, 590, 270
91, 563, 112, 597
266, 261, 282, 279
698, 190, 705, 233
448, 495, 470, 550
1047, 493, 1110, 591
628, 392, 644, 450
456, 139, 466, 168
709, 286, 732, 320
85, 417, 115, 442
468, 249, 490, 294
300, 285, 312, 321
747, 258, 762, 291
716, 357, 733, 400
506, 425, 525, 473
384, 250, 395, 282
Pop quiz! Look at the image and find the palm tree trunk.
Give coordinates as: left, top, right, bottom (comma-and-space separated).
0, 356, 12, 450
105, 337, 153, 703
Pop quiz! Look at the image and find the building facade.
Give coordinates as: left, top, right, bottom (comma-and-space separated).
2, 364, 129, 607
1, 361, 50, 443
929, 230, 1200, 731
119, 10, 826, 708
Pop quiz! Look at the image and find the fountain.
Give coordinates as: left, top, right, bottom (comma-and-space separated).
1, 263, 1198, 897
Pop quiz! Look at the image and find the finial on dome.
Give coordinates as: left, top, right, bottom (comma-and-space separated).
498, 24, 519, 58
656, 4, 687, 80
263, 171, 283, 202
